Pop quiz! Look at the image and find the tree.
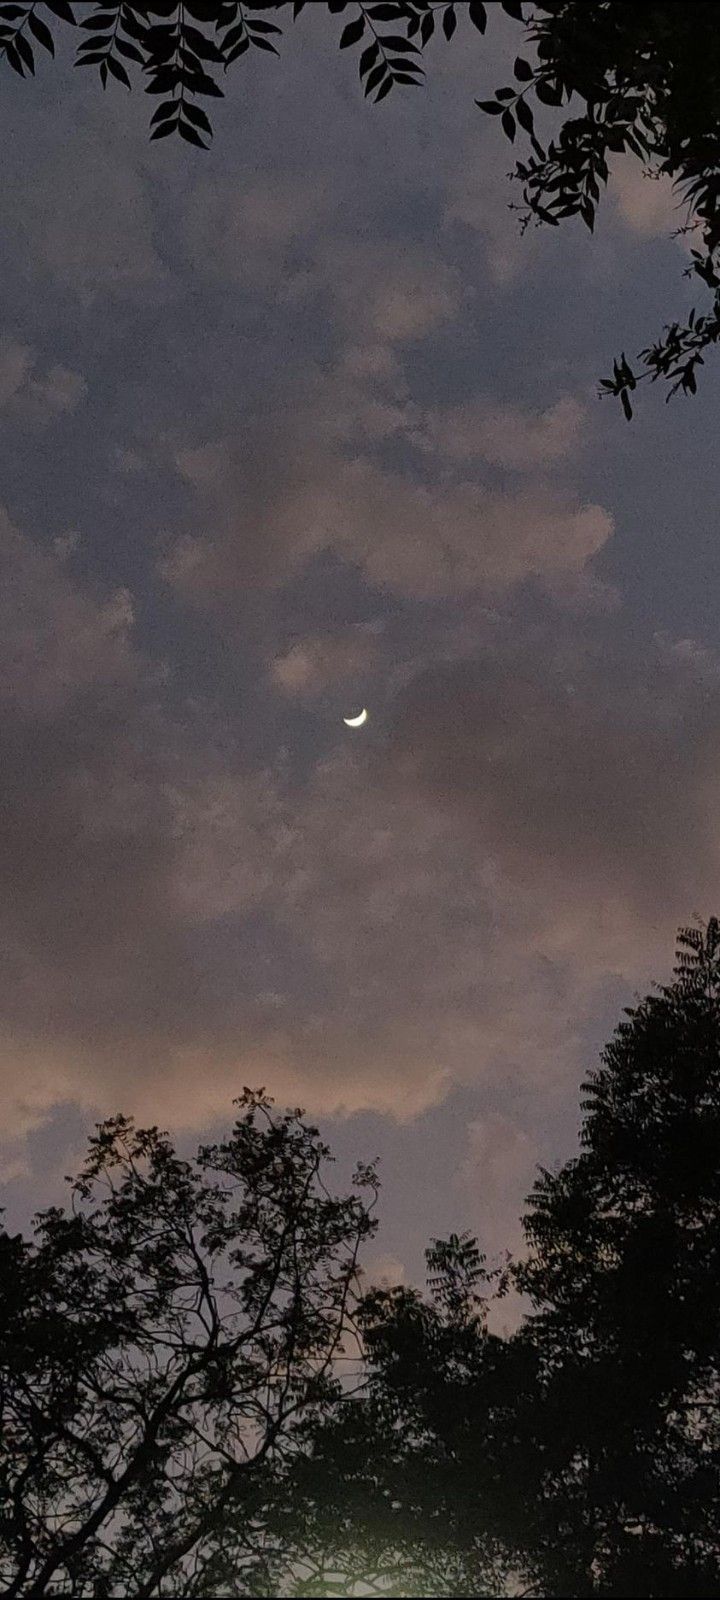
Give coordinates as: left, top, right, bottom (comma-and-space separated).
0, 1089, 378, 1597
3, 4, 720, 415
275, 920, 720, 1597
513, 916, 720, 1596
269, 1233, 539, 1597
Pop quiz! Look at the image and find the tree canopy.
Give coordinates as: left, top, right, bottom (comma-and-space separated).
4, 2, 720, 413
275, 919, 720, 1596
0, 1090, 377, 1597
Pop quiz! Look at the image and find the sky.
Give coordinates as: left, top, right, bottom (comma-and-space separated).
2, 5, 720, 1298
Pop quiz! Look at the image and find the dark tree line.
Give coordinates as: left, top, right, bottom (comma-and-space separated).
4, 3, 720, 413
4, 920, 720, 1594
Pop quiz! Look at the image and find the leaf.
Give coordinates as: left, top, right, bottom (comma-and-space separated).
392, 70, 421, 85
78, 34, 112, 51
621, 389, 633, 420
143, 62, 180, 87
247, 17, 281, 31
366, 3, 403, 17
43, 0, 75, 19
374, 75, 393, 102
145, 73, 182, 94
514, 56, 532, 81
469, 2, 486, 32
150, 98, 177, 124
144, 24, 176, 60
182, 24, 223, 61
442, 5, 456, 41
29, 12, 55, 53
500, 0, 524, 17
179, 119, 208, 148
339, 14, 364, 49
535, 77, 562, 106
180, 64, 222, 93
115, 38, 144, 63
221, 22, 245, 51
364, 61, 385, 96
359, 39, 379, 74
181, 98, 211, 133
619, 355, 636, 389
604, 125, 627, 153
180, 47, 205, 75
533, 203, 559, 225
380, 35, 419, 53
150, 117, 178, 140
120, 10, 147, 41
107, 54, 131, 87
248, 33, 279, 54
225, 36, 249, 63
420, 11, 433, 46
14, 33, 35, 74
184, 0, 225, 18
476, 99, 503, 114
293, 0, 306, 15
501, 107, 516, 142
5, 40, 24, 75
516, 96, 534, 134
80, 13, 115, 29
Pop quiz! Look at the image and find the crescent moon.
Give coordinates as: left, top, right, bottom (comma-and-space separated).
343, 708, 368, 728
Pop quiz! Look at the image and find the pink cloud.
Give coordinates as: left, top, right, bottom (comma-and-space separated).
419, 395, 586, 470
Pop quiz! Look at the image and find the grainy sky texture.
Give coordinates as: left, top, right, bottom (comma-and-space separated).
2, 6, 720, 1289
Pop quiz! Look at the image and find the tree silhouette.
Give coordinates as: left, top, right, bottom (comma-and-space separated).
272, 919, 720, 1597
269, 1232, 525, 1596
0, 1089, 377, 1597
3, 4, 720, 414
514, 915, 720, 1595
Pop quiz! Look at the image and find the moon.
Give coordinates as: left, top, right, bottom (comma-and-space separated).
343, 708, 368, 728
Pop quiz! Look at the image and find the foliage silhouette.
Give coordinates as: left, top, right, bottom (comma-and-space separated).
0, 1089, 378, 1597
3, 4, 720, 413
271, 918, 720, 1597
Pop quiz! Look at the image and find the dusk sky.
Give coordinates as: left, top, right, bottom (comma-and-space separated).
3, 6, 720, 1293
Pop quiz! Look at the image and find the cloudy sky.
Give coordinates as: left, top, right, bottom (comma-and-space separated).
2, 6, 720, 1293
